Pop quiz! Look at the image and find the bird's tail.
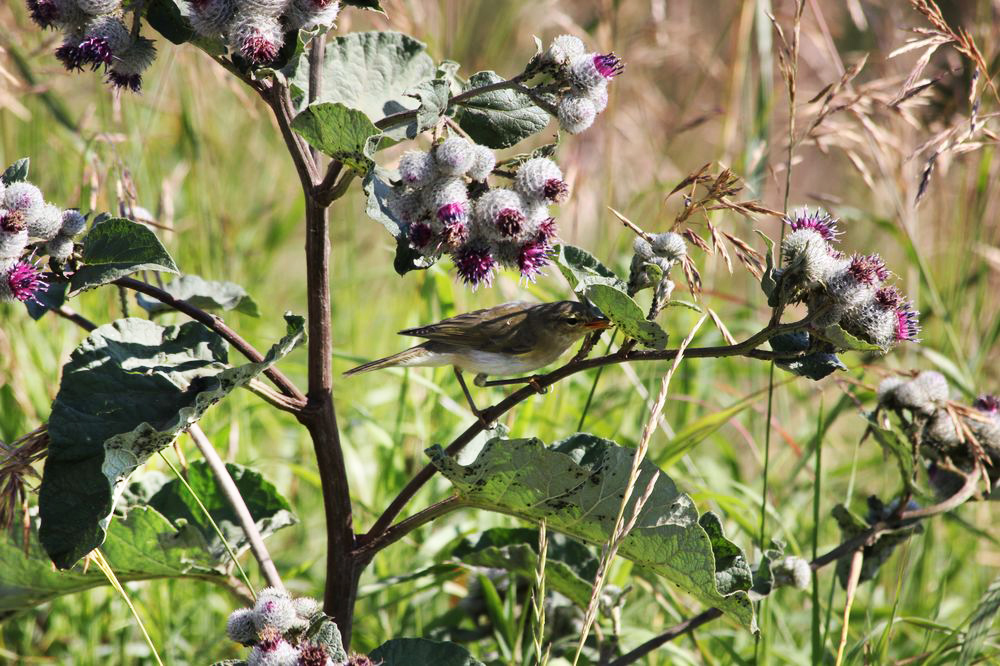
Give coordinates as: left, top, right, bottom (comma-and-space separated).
343, 346, 429, 376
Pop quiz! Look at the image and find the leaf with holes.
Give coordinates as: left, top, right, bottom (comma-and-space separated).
428, 434, 757, 632
38, 315, 305, 569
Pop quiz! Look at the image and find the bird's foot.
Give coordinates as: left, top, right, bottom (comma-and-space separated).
529, 376, 548, 394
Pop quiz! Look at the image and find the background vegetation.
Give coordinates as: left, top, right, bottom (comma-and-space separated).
2, 0, 999, 663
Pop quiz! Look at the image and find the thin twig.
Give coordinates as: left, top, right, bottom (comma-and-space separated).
353, 496, 465, 563
187, 424, 284, 590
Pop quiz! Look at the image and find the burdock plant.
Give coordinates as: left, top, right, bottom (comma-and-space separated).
4, 2, 996, 665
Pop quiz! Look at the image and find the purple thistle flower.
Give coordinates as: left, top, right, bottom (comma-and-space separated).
974, 394, 1000, 415
107, 70, 142, 92
27, 0, 59, 28
241, 29, 279, 64
436, 201, 468, 225
408, 221, 433, 248
518, 237, 551, 281
6, 259, 47, 303
847, 254, 889, 286
298, 642, 330, 666
77, 37, 114, 71
785, 208, 840, 243
893, 301, 920, 342
592, 52, 625, 79
538, 216, 558, 241
542, 178, 569, 204
495, 208, 524, 237
454, 245, 496, 288
55, 43, 84, 71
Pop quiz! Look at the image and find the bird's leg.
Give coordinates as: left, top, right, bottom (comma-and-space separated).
476, 374, 549, 394
454, 367, 491, 426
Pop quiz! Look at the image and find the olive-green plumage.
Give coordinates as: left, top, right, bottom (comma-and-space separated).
343, 300, 609, 379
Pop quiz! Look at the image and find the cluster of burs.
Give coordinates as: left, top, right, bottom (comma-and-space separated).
391, 139, 570, 287
26, 0, 157, 91
226, 587, 371, 666
25, 0, 341, 91
878, 371, 1000, 496
776, 208, 920, 351
0, 178, 84, 304
535, 34, 624, 134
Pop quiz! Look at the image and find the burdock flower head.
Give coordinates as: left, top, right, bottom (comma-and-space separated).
432, 137, 475, 177
453, 243, 496, 289
517, 236, 551, 282
515, 158, 569, 205
569, 52, 625, 90
230, 15, 283, 65
475, 188, 527, 240
1, 258, 48, 304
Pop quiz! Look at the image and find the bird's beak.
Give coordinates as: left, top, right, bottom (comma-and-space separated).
584, 318, 612, 330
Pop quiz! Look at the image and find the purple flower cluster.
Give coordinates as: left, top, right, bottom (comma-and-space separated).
778, 207, 919, 351
390, 138, 567, 288
538, 35, 625, 134
26, 0, 157, 92
0, 176, 86, 305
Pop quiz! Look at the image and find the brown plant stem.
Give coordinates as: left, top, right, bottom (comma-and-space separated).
353, 496, 466, 564
112, 276, 307, 411
361, 315, 813, 546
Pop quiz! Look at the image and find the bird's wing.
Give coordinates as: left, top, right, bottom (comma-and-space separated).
399, 301, 539, 354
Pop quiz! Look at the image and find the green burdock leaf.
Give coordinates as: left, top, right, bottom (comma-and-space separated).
369, 638, 485, 666
38, 315, 305, 569
148, 461, 296, 560
144, 0, 194, 45
554, 244, 626, 292
69, 218, 179, 295
24, 280, 69, 321
0, 507, 225, 620
583, 283, 669, 349
455, 71, 550, 148
2, 157, 29, 184
362, 168, 433, 275
428, 434, 758, 632
814, 324, 884, 353
287, 31, 436, 141
291, 102, 382, 174
406, 78, 451, 137
451, 527, 598, 607
135, 274, 260, 317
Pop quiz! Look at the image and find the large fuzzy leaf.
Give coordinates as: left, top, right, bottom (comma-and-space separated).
38, 315, 305, 569
455, 71, 550, 148
428, 434, 757, 631
0, 507, 224, 620
68, 218, 179, 295
287, 31, 436, 141
369, 638, 485, 666
135, 274, 259, 317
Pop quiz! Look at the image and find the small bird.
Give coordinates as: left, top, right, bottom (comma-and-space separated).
343, 300, 611, 420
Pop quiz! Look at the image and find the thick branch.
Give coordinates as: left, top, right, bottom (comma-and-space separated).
113, 277, 307, 410
361, 317, 812, 545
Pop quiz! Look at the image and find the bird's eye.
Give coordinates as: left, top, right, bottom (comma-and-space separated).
565, 317, 579, 325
